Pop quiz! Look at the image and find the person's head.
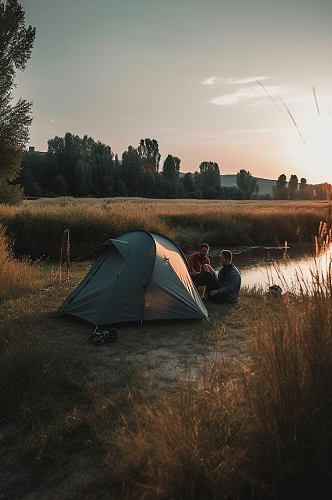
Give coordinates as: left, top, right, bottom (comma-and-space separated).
220, 249, 232, 266
199, 243, 209, 257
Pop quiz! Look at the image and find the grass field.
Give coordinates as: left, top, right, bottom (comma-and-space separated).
0, 197, 331, 259
0, 200, 332, 499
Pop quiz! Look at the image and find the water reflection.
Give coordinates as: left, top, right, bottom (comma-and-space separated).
210, 244, 332, 292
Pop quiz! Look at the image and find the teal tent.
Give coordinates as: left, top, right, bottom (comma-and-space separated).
59, 230, 208, 325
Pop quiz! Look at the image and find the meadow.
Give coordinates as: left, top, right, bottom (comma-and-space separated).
0, 197, 331, 259
0, 198, 332, 499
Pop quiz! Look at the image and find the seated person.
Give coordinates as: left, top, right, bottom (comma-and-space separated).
202, 250, 241, 304
187, 243, 210, 274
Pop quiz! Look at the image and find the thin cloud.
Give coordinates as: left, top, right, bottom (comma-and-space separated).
210, 85, 287, 106
225, 127, 286, 134
201, 75, 222, 85
280, 95, 320, 104
250, 94, 325, 107
226, 76, 270, 85
201, 75, 270, 86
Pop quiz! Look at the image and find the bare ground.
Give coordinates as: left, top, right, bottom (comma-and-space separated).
0, 261, 261, 499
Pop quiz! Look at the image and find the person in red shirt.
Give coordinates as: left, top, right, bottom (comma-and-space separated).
187, 243, 210, 273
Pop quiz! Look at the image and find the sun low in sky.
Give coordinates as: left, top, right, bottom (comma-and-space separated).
16, 0, 332, 183
286, 111, 332, 184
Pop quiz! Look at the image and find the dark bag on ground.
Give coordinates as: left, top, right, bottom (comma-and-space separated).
89, 328, 118, 345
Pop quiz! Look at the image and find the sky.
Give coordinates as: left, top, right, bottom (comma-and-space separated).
15, 0, 332, 183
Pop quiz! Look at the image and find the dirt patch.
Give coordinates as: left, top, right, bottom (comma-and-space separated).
0, 262, 260, 500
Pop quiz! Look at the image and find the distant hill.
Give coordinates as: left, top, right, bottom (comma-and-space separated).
221, 175, 276, 195
180, 173, 276, 196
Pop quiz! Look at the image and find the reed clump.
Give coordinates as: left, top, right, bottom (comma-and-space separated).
0, 200, 172, 259
0, 223, 44, 301
244, 285, 332, 498
1, 208, 332, 498
0, 198, 330, 259
88, 263, 332, 499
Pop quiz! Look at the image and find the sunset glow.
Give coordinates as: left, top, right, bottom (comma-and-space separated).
287, 113, 332, 183
15, 0, 332, 183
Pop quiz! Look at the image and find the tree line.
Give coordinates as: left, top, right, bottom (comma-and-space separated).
273, 174, 330, 200
16, 136, 332, 201
1, 1, 331, 204
18, 133, 264, 200
0, 0, 35, 204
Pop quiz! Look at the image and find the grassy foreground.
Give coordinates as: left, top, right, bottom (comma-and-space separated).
1, 227, 332, 499
0, 197, 331, 259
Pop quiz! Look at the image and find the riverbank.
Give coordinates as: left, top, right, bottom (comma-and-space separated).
1, 258, 331, 499
0, 198, 330, 259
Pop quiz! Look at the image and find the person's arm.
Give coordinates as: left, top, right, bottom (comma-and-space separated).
215, 271, 241, 295
187, 254, 196, 273
204, 263, 216, 275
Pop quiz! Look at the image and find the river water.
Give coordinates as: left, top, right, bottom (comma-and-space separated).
209, 243, 332, 292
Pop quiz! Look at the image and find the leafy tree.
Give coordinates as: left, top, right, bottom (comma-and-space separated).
162, 154, 180, 183
205, 186, 218, 199
90, 145, 115, 197
298, 177, 311, 199
122, 146, 143, 195
199, 161, 221, 197
274, 174, 288, 200
74, 159, 93, 196
220, 185, 245, 200
113, 153, 129, 196
48, 133, 84, 193
0, 0, 35, 203
299, 177, 307, 191
47, 133, 114, 196
138, 138, 161, 174
174, 157, 181, 175
236, 169, 259, 199
288, 174, 298, 199
52, 174, 68, 196
142, 171, 155, 197
19, 151, 55, 196
183, 172, 194, 193
160, 176, 175, 198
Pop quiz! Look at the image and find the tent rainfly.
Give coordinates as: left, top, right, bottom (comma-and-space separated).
59, 230, 209, 325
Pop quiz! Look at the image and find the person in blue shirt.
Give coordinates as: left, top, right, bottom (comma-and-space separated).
202, 250, 241, 304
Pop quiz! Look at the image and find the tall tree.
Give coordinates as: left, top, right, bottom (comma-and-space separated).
288, 174, 298, 199
288, 174, 298, 190
236, 169, 259, 199
299, 177, 307, 190
183, 172, 194, 193
48, 133, 83, 193
274, 173, 288, 200
0, 0, 35, 203
162, 154, 180, 183
199, 162, 220, 186
138, 138, 161, 174
299, 177, 310, 200
122, 146, 143, 195
47, 133, 114, 196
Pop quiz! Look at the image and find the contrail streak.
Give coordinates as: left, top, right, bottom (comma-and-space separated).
313, 87, 320, 117
279, 96, 306, 144
256, 80, 284, 115
256, 80, 306, 144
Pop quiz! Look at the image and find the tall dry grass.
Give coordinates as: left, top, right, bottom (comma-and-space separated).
0, 198, 330, 259
83, 242, 332, 499
2, 279, 331, 498
1, 208, 332, 498
0, 223, 44, 301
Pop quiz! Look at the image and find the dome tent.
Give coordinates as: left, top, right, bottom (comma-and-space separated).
59, 230, 209, 325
